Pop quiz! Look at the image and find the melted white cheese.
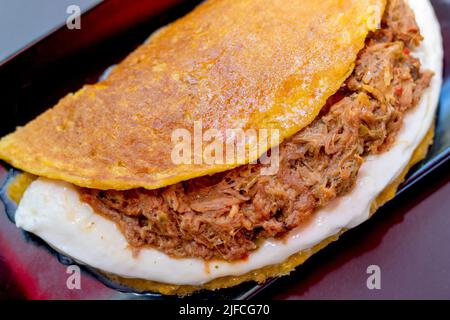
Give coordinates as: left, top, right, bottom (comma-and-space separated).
15, 0, 443, 286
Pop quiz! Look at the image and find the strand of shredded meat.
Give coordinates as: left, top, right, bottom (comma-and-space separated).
80, 0, 433, 261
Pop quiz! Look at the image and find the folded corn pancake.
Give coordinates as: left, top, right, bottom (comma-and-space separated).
1, 0, 443, 295
79, 0, 434, 262
0, 0, 385, 191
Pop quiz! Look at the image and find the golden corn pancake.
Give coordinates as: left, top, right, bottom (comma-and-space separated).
0, 0, 385, 190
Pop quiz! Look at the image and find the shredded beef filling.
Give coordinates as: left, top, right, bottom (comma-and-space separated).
80, 0, 433, 261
